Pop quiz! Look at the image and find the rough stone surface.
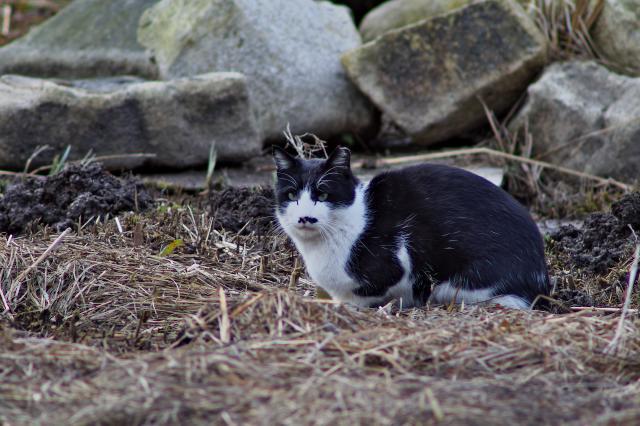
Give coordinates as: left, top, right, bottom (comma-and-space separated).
509, 61, 640, 182
592, 0, 640, 76
0, 163, 152, 235
342, 0, 548, 146
0, 0, 159, 79
0, 72, 261, 170
359, 0, 473, 42
138, 0, 375, 140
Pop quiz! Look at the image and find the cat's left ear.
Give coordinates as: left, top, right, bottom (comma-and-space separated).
326, 146, 351, 170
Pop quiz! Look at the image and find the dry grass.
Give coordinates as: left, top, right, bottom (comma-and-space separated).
477, 99, 632, 220
3, 297, 640, 425
527, 0, 605, 61
527, 0, 639, 76
1, 201, 640, 425
0, 206, 296, 353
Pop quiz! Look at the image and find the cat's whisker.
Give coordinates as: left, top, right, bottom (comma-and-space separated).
317, 180, 337, 191
317, 172, 341, 183
316, 167, 343, 188
278, 172, 299, 189
317, 166, 341, 182
318, 227, 332, 249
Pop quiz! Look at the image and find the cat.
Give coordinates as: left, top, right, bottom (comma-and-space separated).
273, 146, 550, 309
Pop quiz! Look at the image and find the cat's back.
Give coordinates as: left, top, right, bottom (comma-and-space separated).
364, 162, 543, 256
368, 163, 504, 199
366, 163, 528, 219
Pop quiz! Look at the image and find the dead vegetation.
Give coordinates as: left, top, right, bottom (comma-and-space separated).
528, 0, 604, 61
0, 1, 638, 422
3, 291, 640, 425
0, 132, 638, 424
0, 180, 639, 424
0, 122, 636, 424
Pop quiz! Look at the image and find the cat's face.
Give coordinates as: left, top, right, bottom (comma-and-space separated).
273, 146, 359, 241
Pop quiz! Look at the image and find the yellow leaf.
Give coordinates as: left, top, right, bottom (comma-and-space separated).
159, 239, 184, 256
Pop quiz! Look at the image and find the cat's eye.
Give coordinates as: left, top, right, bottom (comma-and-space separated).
318, 193, 328, 202
288, 192, 299, 201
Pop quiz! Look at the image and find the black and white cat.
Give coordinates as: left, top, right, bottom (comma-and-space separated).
273, 146, 550, 310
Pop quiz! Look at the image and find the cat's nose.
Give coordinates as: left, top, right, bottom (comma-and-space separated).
298, 216, 318, 224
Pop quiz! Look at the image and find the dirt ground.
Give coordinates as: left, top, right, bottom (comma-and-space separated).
208, 187, 276, 236
0, 163, 639, 425
552, 192, 640, 274
0, 163, 152, 235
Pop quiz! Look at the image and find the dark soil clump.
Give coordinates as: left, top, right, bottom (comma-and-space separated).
551, 192, 640, 274
208, 187, 275, 235
0, 163, 152, 235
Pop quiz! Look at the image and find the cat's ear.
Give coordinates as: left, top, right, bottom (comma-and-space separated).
326, 146, 351, 170
272, 145, 297, 170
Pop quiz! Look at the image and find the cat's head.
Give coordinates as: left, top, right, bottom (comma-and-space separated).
273, 146, 359, 241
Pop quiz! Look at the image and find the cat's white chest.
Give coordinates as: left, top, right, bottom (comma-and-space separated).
296, 233, 358, 300
285, 184, 370, 303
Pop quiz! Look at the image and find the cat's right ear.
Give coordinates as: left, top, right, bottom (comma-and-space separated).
272, 145, 297, 170
326, 146, 351, 170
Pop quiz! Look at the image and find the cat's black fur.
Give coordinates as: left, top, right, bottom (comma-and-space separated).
273, 148, 358, 209
273, 146, 550, 308
349, 163, 550, 305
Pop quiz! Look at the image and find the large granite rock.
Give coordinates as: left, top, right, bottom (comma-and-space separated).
359, 0, 474, 42
342, 0, 547, 147
138, 0, 374, 140
0, 73, 261, 170
592, 0, 640, 76
359, 0, 534, 43
0, 0, 159, 79
509, 61, 640, 182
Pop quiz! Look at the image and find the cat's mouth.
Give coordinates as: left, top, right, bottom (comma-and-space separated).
293, 223, 320, 236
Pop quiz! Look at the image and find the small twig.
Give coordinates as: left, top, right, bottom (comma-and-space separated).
304, 333, 336, 363
353, 147, 632, 191
0, 170, 44, 178
10, 228, 71, 298
283, 124, 306, 159
133, 311, 149, 345
0, 278, 11, 314
205, 142, 218, 191
29, 153, 157, 174
282, 124, 328, 160
570, 307, 639, 314
537, 115, 640, 160
425, 388, 445, 422
24, 145, 50, 174
289, 257, 302, 290
605, 244, 640, 355
114, 217, 123, 234
258, 255, 268, 277
1, 5, 11, 37
219, 287, 231, 344
229, 293, 265, 318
